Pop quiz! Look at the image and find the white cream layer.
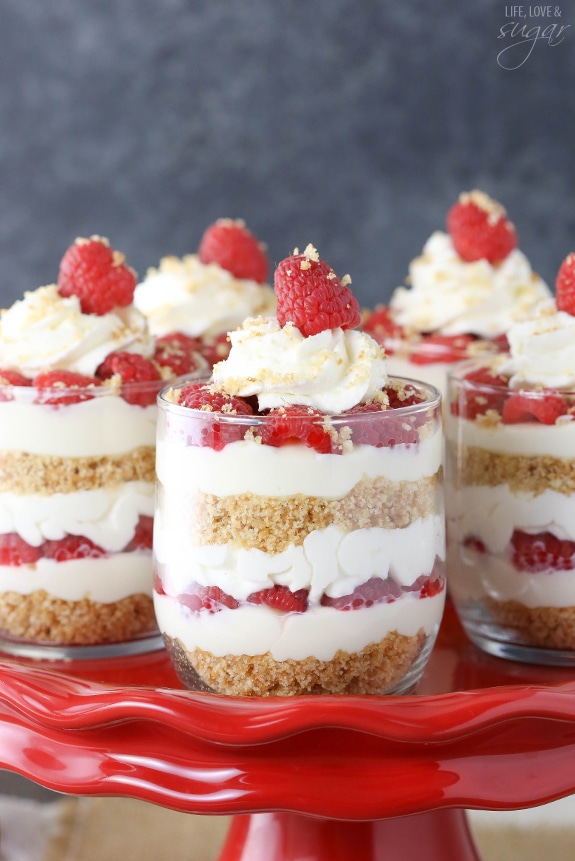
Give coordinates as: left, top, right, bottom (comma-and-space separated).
0, 552, 152, 603
156, 432, 443, 499
0, 395, 157, 456
155, 517, 446, 602
446, 413, 575, 459
449, 484, 575, 555
154, 589, 445, 661
447, 539, 575, 609
0, 481, 154, 551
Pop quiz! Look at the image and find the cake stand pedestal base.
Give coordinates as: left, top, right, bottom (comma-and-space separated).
219, 808, 481, 861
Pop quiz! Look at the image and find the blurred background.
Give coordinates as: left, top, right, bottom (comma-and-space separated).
0, 0, 573, 310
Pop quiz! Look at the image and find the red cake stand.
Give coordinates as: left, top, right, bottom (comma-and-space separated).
1, 599, 575, 861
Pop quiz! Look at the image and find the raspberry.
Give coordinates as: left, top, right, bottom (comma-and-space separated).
274, 244, 361, 336
416, 576, 445, 599
247, 584, 309, 613
451, 365, 508, 420
33, 371, 101, 406
556, 253, 575, 315
198, 218, 269, 283
0, 533, 42, 566
321, 577, 402, 611
342, 402, 419, 447
125, 516, 154, 552
178, 382, 254, 450
502, 391, 567, 425
463, 536, 487, 554
198, 332, 231, 367
0, 369, 31, 402
43, 535, 106, 561
362, 306, 404, 349
447, 190, 518, 264
153, 333, 204, 376
96, 351, 162, 407
511, 530, 575, 573
58, 236, 137, 315
384, 382, 425, 409
260, 406, 333, 453
180, 585, 240, 613
409, 333, 476, 365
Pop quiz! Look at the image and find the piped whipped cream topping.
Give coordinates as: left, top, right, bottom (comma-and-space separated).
390, 232, 550, 338
0, 285, 154, 377
497, 298, 575, 390
212, 316, 388, 413
133, 254, 276, 338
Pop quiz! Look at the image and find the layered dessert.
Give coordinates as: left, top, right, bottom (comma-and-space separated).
0, 236, 205, 655
154, 244, 446, 695
134, 218, 276, 367
363, 190, 550, 397
446, 252, 575, 660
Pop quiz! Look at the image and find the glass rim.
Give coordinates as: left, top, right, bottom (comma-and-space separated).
157, 374, 442, 425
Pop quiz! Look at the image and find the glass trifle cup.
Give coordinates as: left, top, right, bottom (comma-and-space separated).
154, 376, 446, 696
0, 375, 173, 658
446, 356, 575, 665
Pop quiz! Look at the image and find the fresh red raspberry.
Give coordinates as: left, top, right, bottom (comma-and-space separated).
321, 577, 402, 611
43, 535, 106, 561
362, 306, 404, 349
451, 365, 508, 420
274, 245, 361, 336
96, 351, 162, 407
447, 191, 518, 263
179, 585, 240, 613
556, 253, 575, 315
0, 369, 31, 402
260, 405, 333, 453
33, 371, 101, 406
0, 533, 42, 566
198, 332, 231, 367
384, 383, 426, 409
198, 218, 269, 283
58, 236, 137, 315
502, 391, 567, 425
410, 333, 476, 365
178, 382, 254, 450
125, 516, 154, 552
342, 402, 419, 447
153, 333, 204, 376
511, 530, 575, 573
247, 584, 309, 613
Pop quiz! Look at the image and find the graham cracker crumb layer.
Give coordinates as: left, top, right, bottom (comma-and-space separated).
0, 590, 156, 645
485, 597, 575, 651
0, 446, 155, 494
452, 445, 575, 496
188, 471, 442, 554
164, 629, 426, 696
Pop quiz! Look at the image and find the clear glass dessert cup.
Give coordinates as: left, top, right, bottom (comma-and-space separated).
446, 359, 575, 666
0, 376, 181, 659
154, 378, 446, 696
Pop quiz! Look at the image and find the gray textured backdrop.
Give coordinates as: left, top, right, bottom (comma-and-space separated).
0, 0, 573, 311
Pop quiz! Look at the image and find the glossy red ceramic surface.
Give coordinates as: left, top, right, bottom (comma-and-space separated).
0, 599, 574, 860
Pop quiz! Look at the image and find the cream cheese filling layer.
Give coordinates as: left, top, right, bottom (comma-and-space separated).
0, 396, 157, 457
156, 433, 443, 499
445, 414, 575, 459
0, 552, 153, 603
447, 539, 575, 609
155, 517, 445, 602
154, 589, 445, 662
449, 484, 575, 554
0, 481, 154, 551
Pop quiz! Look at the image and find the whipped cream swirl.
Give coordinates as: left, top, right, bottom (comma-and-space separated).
133, 254, 276, 338
390, 232, 550, 338
213, 317, 388, 413
0, 285, 154, 377
497, 299, 575, 390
